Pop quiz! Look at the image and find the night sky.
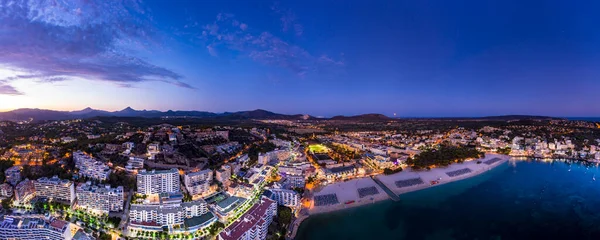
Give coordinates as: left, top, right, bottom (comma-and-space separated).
0, 0, 598, 117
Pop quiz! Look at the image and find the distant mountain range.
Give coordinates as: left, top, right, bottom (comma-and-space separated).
0, 107, 565, 122
0, 107, 323, 122
330, 113, 392, 121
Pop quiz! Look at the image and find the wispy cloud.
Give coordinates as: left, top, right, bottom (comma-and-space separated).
184, 12, 343, 77
0, 80, 22, 95
0, 0, 192, 95
271, 3, 304, 36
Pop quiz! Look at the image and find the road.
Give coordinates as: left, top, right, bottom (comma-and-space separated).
118, 189, 134, 236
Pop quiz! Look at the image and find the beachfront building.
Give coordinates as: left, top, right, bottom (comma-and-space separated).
137, 168, 180, 195
73, 151, 111, 181
264, 189, 300, 208
0, 216, 71, 240
128, 192, 215, 233
5, 166, 22, 186
14, 179, 35, 205
184, 169, 213, 197
218, 196, 277, 240
321, 165, 359, 182
126, 157, 145, 172
76, 182, 124, 214
34, 176, 75, 204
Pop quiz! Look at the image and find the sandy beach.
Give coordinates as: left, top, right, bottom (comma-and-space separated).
307, 154, 509, 215
307, 177, 390, 214
287, 154, 510, 239
376, 153, 510, 195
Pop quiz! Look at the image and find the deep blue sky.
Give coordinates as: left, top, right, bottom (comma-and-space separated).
0, 0, 598, 117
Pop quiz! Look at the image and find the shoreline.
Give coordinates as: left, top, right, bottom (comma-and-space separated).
288, 154, 510, 239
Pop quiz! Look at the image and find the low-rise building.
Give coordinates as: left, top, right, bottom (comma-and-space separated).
0, 183, 13, 199
126, 157, 145, 172
5, 166, 22, 186
227, 182, 254, 198
14, 179, 35, 205
216, 165, 231, 186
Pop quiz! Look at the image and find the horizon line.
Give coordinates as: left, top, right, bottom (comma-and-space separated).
0, 107, 599, 119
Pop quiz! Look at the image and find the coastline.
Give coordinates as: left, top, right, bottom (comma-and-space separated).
289, 154, 510, 239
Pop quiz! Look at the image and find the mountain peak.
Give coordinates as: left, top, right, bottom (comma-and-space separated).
121, 107, 135, 112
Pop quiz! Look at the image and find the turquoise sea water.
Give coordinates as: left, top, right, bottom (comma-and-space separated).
295, 159, 600, 240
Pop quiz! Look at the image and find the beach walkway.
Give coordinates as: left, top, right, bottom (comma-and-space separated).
371, 176, 400, 201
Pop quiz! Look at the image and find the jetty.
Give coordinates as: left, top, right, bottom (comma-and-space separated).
371, 176, 400, 201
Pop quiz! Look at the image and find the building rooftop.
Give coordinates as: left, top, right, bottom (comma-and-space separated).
219, 197, 275, 240
184, 212, 215, 228
138, 168, 178, 175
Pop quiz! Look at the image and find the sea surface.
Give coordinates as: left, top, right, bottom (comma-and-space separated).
295, 159, 600, 240
567, 117, 600, 122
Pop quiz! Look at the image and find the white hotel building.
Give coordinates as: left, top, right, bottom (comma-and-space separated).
76, 182, 124, 214
266, 189, 300, 208
73, 151, 111, 181
0, 216, 70, 240
184, 169, 213, 197
218, 196, 277, 240
137, 168, 180, 195
34, 176, 75, 205
129, 193, 213, 232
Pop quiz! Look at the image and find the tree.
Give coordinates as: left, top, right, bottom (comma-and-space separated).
277, 206, 293, 227
1, 198, 12, 210
208, 221, 225, 235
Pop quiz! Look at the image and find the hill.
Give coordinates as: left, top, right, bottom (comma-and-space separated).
330, 114, 392, 121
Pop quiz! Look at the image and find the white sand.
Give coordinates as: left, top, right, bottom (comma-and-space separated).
308, 177, 389, 214
308, 154, 509, 215
376, 153, 510, 195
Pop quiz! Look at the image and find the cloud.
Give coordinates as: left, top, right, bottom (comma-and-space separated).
207, 45, 219, 57
0, 82, 23, 95
0, 0, 192, 95
186, 13, 343, 77
271, 3, 303, 36
240, 23, 248, 31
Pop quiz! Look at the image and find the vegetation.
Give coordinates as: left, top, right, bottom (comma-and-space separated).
0, 160, 15, 182
22, 161, 73, 180
208, 221, 225, 235
247, 141, 277, 165
383, 167, 403, 175
106, 216, 121, 227
407, 145, 484, 170
496, 147, 512, 155
1, 198, 12, 210
292, 187, 305, 195
267, 206, 293, 240
105, 170, 136, 190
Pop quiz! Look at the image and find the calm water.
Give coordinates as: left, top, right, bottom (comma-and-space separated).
296, 159, 600, 240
